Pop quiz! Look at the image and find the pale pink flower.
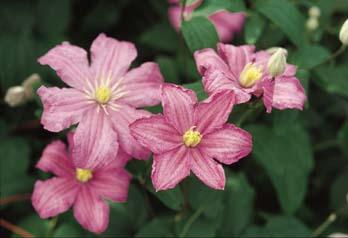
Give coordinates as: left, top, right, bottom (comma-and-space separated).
130, 84, 252, 191
32, 133, 131, 234
37, 33, 164, 168
194, 43, 306, 113
168, 0, 245, 42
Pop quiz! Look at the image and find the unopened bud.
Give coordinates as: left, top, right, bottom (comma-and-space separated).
4, 86, 26, 107
22, 73, 42, 99
339, 19, 348, 45
306, 17, 319, 31
266, 47, 288, 56
267, 48, 287, 78
308, 6, 321, 18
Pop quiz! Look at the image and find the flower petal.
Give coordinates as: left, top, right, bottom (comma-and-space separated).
73, 185, 109, 234
32, 177, 78, 218
152, 146, 190, 191
90, 33, 137, 84
162, 84, 197, 133
36, 140, 75, 177
130, 115, 182, 154
110, 105, 151, 160
217, 43, 255, 77
264, 77, 306, 113
209, 12, 245, 42
194, 90, 235, 135
38, 42, 92, 90
190, 149, 225, 190
37, 86, 93, 132
199, 124, 252, 165
194, 48, 231, 76
117, 62, 164, 107
73, 108, 118, 169
90, 167, 131, 202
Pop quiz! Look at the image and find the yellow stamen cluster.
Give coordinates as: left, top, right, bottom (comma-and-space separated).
239, 63, 263, 88
76, 168, 93, 183
95, 86, 111, 104
183, 127, 202, 147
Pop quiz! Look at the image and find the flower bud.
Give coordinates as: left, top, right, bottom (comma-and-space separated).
4, 86, 26, 107
306, 17, 319, 31
339, 19, 348, 45
22, 73, 42, 99
267, 48, 287, 78
308, 6, 321, 18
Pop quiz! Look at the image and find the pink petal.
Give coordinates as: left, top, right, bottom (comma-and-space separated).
73, 108, 118, 169
217, 43, 255, 77
38, 42, 92, 90
90, 33, 137, 85
118, 62, 164, 107
37, 86, 92, 132
110, 105, 151, 160
201, 68, 251, 103
189, 149, 225, 190
90, 167, 131, 202
108, 148, 132, 169
152, 146, 190, 191
194, 48, 231, 76
264, 77, 306, 113
209, 12, 245, 42
130, 115, 182, 154
73, 185, 109, 234
199, 124, 252, 165
194, 90, 235, 135
262, 78, 274, 113
168, 6, 181, 31
36, 140, 75, 177
32, 177, 78, 218
161, 84, 197, 134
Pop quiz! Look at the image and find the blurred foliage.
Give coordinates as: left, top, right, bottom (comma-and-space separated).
0, 0, 347, 237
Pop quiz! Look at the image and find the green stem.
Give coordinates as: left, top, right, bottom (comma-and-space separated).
314, 44, 347, 69
313, 139, 339, 152
312, 213, 336, 237
236, 100, 263, 127
179, 206, 205, 238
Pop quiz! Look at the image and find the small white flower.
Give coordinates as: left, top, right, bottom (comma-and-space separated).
339, 19, 348, 45
308, 6, 321, 18
306, 17, 319, 31
267, 48, 287, 78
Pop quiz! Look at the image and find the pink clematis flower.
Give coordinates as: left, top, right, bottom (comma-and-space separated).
168, 0, 245, 42
32, 133, 131, 234
130, 84, 252, 191
37, 33, 164, 168
194, 43, 307, 113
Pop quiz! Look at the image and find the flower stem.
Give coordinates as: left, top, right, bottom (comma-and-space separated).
312, 213, 337, 237
236, 100, 263, 127
0, 193, 31, 206
0, 219, 34, 238
314, 44, 347, 69
179, 206, 205, 238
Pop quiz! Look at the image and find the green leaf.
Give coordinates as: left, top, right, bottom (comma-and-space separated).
188, 177, 224, 218
330, 171, 348, 210
192, 0, 245, 17
156, 56, 179, 84
182, 17, 219, 53
139, 22, 179, 52
54, 224, 85, 238
244, 216, 311, 237
0, 137, 34, 197
314, 66, 348, 97
135, 217, 175, 237
218, 173, 255, 236
256, 0, 307, 47
247, 124, 313, 214
147, 185, 184, 211
290, 45, 330, 69
338, 121, 348, 156
183, 81, 208, 100
12, 215, 51, 238
244, 13, 266, 44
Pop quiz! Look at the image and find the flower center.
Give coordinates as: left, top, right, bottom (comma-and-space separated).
183, 127, 202, 147
239, 63, 263, 88
95, 86, 111, 104
76, 168, 93, 183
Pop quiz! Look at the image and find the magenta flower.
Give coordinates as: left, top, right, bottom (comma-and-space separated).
168, 0, 245, 42
31, 133, 131, 234
130, 84, 252, 191
37, 33, 164, 168
194, 43, 307, 113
